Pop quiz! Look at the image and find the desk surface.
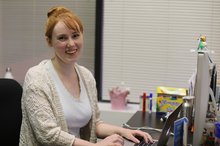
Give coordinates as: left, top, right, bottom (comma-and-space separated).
126, 111, 193, 146
126, 111, 165, 129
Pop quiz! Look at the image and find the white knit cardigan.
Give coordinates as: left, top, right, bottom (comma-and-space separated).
19, 60, 102, 146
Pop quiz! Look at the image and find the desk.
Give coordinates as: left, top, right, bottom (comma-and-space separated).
126, 111, 193, 146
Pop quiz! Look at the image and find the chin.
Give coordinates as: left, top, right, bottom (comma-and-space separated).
67, 58, 77, 64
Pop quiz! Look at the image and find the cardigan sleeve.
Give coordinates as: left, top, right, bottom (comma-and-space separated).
22, 65, 75, 146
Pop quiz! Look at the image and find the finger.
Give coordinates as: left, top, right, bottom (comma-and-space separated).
114, 142, 123, 146
133, 130, 152, 143
116, 136, 124, 145
133, 137, 140, 143
114, 134, 124, 140
129, 135, 140, 143
143, 132, 153, 143
112, 134, 124, 145
117, 139, 124, 145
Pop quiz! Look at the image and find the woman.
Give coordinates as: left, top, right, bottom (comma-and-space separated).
19, 6, 153, 146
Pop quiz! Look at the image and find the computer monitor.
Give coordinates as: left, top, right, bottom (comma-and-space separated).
192, 51, 217, 145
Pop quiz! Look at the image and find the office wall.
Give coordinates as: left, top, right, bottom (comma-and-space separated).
102, 0, 220, 102
0, 0, 95, 84
1, 1, 220, 104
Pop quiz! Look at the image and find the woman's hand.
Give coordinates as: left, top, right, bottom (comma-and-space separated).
96, 134, 124, 146
120, 128, 153, 144
95, 122, 153, 145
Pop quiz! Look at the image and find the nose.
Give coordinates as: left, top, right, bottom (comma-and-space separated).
67, 38, 76, 47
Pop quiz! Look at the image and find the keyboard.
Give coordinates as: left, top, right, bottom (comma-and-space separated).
134, 139, 158, 146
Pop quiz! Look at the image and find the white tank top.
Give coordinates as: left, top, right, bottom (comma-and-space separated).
47, 60, 92, 137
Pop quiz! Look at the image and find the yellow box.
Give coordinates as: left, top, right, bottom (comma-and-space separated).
156, 86, 187, 113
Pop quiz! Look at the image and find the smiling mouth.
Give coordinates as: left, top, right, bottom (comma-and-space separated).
65, 49, 77, 54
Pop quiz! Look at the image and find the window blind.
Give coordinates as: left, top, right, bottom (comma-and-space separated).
102, 0, 220, 102
0, 0, 95, 84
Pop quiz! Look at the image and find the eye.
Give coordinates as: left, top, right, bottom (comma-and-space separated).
57, 35, 67, 41
72, 32, 80, 39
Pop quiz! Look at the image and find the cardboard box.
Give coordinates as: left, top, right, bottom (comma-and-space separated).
156, 86, 187, 113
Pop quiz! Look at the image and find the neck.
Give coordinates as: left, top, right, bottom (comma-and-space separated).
51, 57, 76, 77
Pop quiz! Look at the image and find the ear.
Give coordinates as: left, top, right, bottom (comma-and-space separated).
46, 36, 52, 47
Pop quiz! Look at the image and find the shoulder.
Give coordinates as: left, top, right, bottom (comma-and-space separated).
26, 60, 49, 77
24, 60, 50, 86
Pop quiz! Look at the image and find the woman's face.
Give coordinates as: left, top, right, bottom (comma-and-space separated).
50, 21, 83, 64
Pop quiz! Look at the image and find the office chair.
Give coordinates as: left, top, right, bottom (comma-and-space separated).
0, 78, 22, 146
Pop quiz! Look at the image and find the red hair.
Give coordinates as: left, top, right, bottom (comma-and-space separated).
45, 6, 83, 45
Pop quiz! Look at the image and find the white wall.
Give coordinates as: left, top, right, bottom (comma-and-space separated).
102, 0, 220, 103
0, 0, 95, 83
